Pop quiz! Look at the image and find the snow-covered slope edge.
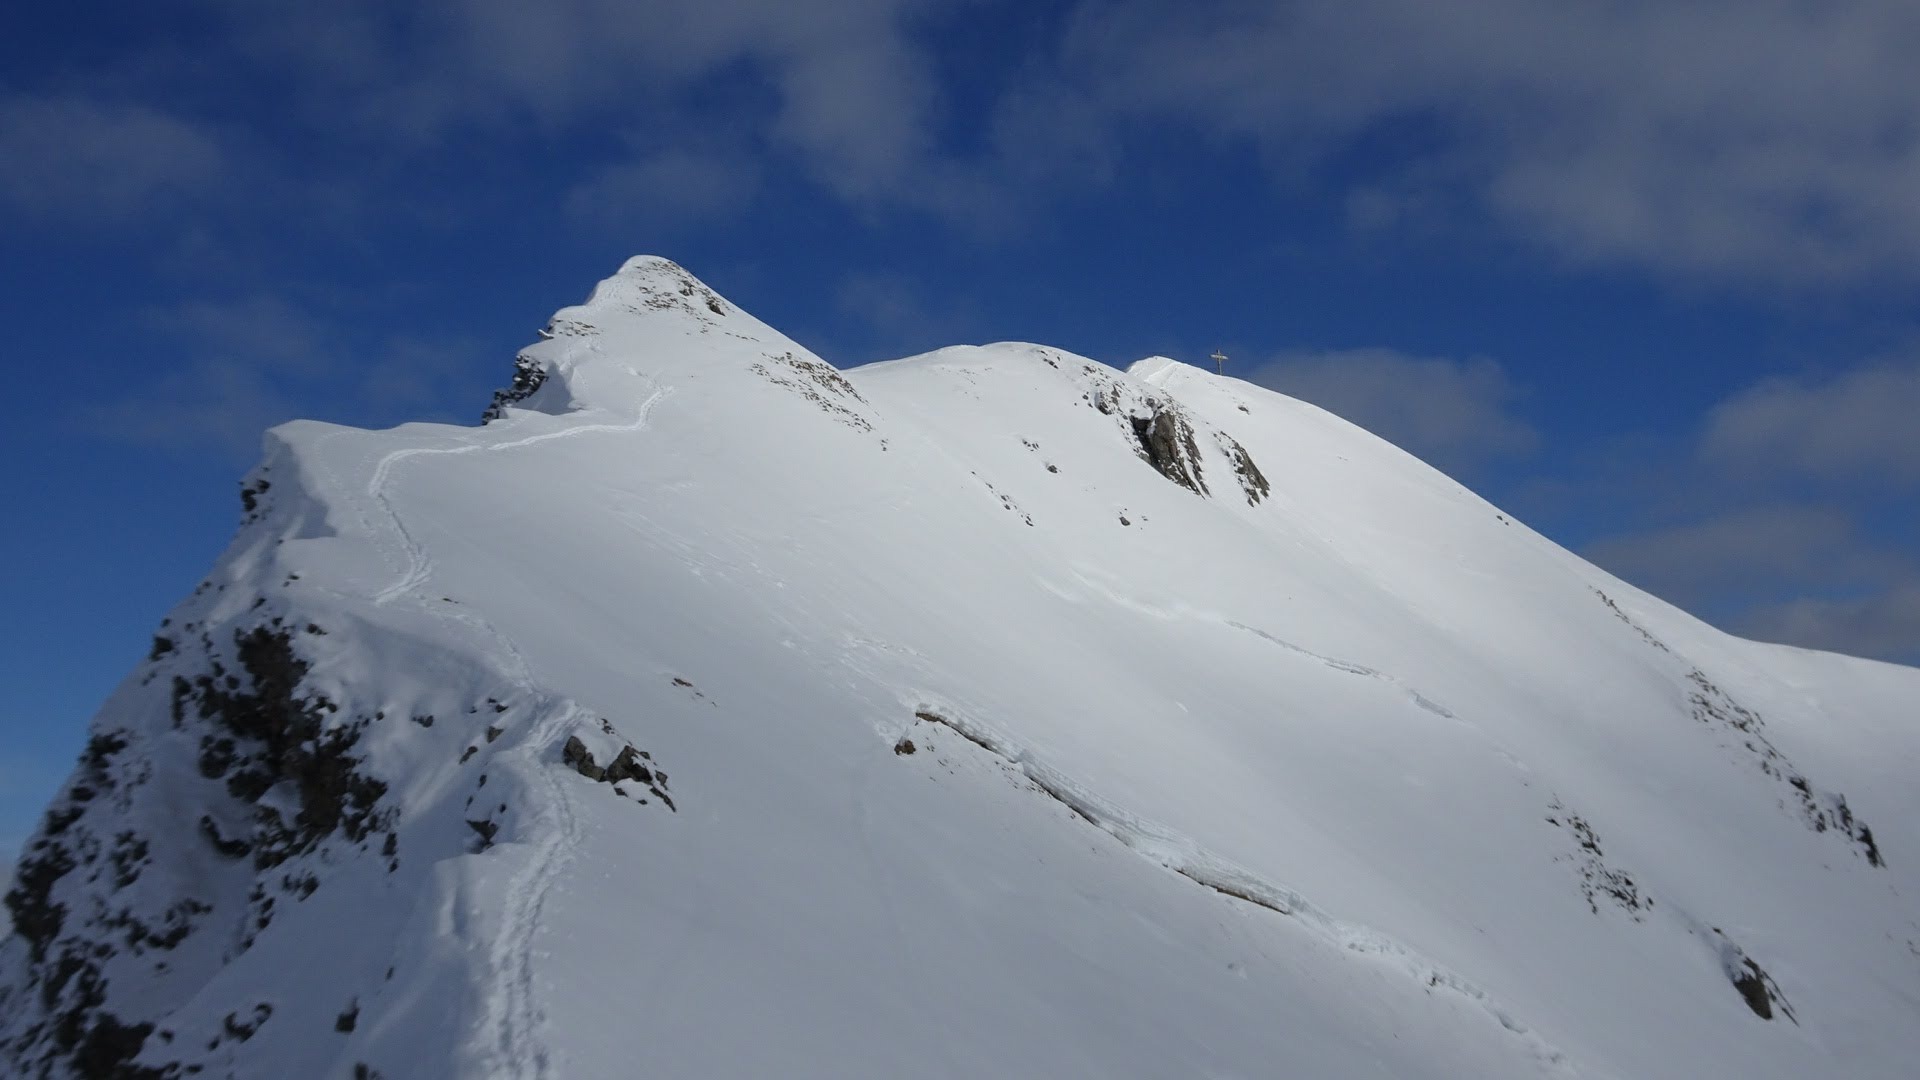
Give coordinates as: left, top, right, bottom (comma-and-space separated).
4, 257, 1916, 1080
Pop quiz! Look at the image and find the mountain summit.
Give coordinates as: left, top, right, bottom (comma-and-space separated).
5, 259, 1916, 1079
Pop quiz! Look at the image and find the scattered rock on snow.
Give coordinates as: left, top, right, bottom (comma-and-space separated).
1599, 588, 1884, 868
1220, 434, 1271, 505
1711, 930, 1796, 1023
1545, 799, 1649, 920
466, 818, 499, 852
561, 734, 675, 810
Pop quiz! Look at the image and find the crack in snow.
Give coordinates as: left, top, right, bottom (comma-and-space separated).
1047, 565, 1465, 726
1222, 621, 1459, 721
904, 704, 1586, 1078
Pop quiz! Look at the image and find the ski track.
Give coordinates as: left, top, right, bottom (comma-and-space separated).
906, 699, 1587, 1079
370, 388, 672, 606
486, 696, 586, 1080
360, 388, 670, 1078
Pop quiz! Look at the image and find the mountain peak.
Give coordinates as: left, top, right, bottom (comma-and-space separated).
1126, 355, 1187, 382
580, 255, 733, 323
482, 256, 780, 422
7, 258, 1919, 1080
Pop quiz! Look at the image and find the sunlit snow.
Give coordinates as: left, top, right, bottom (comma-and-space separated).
4, 257, 1916, 1079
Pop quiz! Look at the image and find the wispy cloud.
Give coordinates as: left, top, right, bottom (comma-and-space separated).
147, 296, 337, 377
1734, 581, 1920, 665
83, 358, 299, 458
0, 95, 225, 220
81, 296, 484, 458
1584, 505, 1909, 611
16, 2, 1920, 289
205, 0, 971, 206
1576, 354, 1920, 663
566, 146, 761, 225
833, 270, 984, 363
1052, 0, 1920, 287
1702, 354, 1920, 487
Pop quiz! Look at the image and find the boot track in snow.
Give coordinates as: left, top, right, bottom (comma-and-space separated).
362, 386, 671, 1077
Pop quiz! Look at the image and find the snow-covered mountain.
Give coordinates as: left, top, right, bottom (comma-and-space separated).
5, 257, 1917, 1080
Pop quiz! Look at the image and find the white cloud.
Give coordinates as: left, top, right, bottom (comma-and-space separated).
1702, 357, 1920, 486
83, 357, 297, 458
566, 147, 760, 224
1735, 581, 1920, 666
26, 2, 1920, 282
1054, 0, 1920, 285
1571, 358, 1920, 665
1243, 348, 1537, 474
85, 298, 483, 456
209, 0, 966, 206
147, 297, 337, 377
1583, 505, 1907, 611
0, 96, 224, 219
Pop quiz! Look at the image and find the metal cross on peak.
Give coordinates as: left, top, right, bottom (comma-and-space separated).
1210, 349, 1228, 375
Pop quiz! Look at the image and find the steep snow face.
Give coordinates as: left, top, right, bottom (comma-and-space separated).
5, 257, 1918, 1080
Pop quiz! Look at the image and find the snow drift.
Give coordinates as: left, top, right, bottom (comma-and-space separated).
5, 257, 1917, 1079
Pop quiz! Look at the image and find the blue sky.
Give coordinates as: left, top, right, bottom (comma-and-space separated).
4, 0, 1919, 863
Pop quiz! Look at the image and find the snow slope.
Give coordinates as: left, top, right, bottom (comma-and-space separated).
4, 257, 1917, 1079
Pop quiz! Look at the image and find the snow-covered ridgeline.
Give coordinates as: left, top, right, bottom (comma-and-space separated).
4, 257, 1917, 1079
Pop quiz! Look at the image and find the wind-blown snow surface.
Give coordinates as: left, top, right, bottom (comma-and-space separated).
5, 258, 1918, 1079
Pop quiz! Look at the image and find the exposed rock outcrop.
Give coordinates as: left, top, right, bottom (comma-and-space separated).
481, 354, 549, 423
